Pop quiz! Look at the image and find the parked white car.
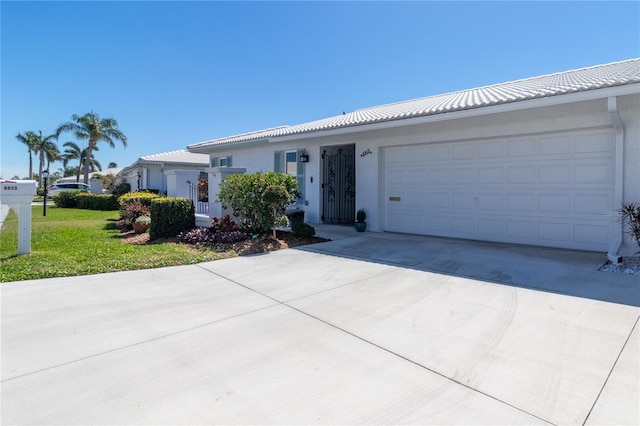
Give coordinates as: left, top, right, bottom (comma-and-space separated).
47, 182, 90, 197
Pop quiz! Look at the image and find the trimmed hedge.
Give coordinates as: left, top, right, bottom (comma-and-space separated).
75, 193, 120, 211
149, 197, 195, 240
52, 190, 83, 208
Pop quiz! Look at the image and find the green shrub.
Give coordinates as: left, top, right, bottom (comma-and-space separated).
149, 197, 195, 240
217, 171, 299, 233
52, 190, 82, 208
37, 188, 46, 197
75, 193, 120, 211
291, 222, 316, 237
112, 182, 131, 197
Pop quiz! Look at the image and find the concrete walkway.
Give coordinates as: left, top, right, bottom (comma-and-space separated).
1, 228, 639, 424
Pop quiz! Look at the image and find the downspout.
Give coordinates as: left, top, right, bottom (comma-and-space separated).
607, 96, 624, 263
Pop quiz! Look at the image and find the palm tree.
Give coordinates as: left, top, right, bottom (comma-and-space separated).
62, 142, 102, 182
31, 130, 60, 188
15, 131, 38, 179
57, 112, 127, 184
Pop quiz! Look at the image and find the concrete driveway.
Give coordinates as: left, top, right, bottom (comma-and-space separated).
1, 230, 639, 425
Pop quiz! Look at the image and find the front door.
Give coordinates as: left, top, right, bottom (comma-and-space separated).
321, 144, 355, 224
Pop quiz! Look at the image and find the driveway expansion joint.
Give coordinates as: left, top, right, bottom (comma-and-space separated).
582, 314, 640, 426
201, 263, 556, 425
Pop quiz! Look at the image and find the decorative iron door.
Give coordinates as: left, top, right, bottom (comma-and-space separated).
321, 144, 356, 224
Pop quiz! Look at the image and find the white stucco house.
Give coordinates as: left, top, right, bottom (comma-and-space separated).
187, 59, 640, 260
119, 149, 209, 193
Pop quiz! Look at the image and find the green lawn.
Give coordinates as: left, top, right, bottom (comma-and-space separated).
1, 206, 235, 282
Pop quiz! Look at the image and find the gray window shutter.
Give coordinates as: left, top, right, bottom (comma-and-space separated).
211, 157, 219, 167
274, 151, 283, 172
227, 156, 232, 167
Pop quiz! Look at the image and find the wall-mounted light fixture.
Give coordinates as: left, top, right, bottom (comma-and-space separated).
299, 150, 309, 163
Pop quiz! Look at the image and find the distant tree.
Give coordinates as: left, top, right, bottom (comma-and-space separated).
62, 142, 101, 182
31, 130, 60, 188
57, 112, 127, 184
108, 162, 118, 169
15, 131, 38, 179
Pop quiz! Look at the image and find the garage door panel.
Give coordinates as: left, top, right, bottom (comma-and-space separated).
452, 193, 475, 209
539, 164, 571, 184
428, 192, 450, 208
477, 219, 503, 237
453, 143, 476, 159
574, 194, 611, 215
506, 194, 535, 212
538, 222, 572, 242
506, 138, 536, 157
428, 168, 451, 184
384, 130, 615, 251
477, 193, 503, 211
575, 162, 612, 184
574, 224, 610, 246
451, 217, 475, 234
506, 220, 536, 239
506, 166, 536, 184
427, 145, 450, 161
538, 193, 572, 214
478, 141, 504, 158
574, 132, 611, 153
539, 135, 571, 155
478, 167, 504, 184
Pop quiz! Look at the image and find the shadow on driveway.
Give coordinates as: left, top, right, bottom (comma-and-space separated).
300, 230, 640, 307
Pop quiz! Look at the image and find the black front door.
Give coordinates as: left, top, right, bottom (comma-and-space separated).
321, 144, 355, 224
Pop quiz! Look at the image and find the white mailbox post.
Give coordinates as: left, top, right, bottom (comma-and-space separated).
0, 180, 36, 254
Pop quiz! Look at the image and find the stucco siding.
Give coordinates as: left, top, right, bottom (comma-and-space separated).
203, 95, 638, 253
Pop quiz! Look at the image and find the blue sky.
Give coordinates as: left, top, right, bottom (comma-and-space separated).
2, 1, 639, 179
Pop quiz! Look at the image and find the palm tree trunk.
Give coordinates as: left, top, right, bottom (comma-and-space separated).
28, 151, 33, 180
39, 151, 45, 188
83, 146, 93, 184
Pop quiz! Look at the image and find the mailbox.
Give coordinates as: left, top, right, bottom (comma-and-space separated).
0, 180, 36, 254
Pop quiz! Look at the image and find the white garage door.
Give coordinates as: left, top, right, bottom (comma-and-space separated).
384, 130, 615, 251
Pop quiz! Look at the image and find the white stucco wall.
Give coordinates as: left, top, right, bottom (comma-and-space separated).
201, 94, 640, 253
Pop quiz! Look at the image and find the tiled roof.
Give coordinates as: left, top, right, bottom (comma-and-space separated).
188, 58, 640, 150
139, 150, 209, 165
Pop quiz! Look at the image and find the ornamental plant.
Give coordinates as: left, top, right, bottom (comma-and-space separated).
620, 202, 640, 248
217, 171, 299, 233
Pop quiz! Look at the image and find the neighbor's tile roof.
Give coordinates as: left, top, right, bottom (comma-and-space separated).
139, 150, 209, 165
188, 58, 640, 150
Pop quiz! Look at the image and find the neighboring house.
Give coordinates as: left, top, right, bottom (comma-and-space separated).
119, 150, 209, 195
187, 59, 640, 260
56, 167, 123, 194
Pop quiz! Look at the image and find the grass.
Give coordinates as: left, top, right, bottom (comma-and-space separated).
1, 206, 235, 282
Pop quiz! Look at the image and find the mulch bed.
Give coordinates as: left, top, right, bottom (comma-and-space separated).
117, 220, 329, 255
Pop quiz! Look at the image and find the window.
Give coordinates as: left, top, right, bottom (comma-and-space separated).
285, 151, 297, 176
210, 156, 232, 167
274, 149, 305, 202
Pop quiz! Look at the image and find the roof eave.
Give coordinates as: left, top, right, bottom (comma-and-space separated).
269, 83, 640, 143
187, 138, 270, 154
